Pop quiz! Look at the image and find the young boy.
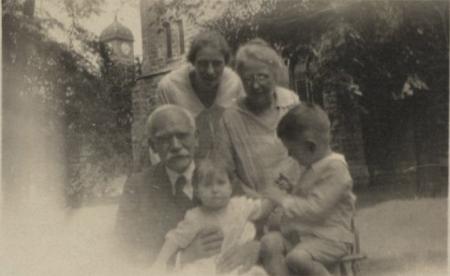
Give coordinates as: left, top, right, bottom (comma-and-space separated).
260, 103, 356, 276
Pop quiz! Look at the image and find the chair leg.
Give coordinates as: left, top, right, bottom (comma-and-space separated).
328, 263, 340, 276
352, 261, 360, 276
339, 261, 354, 276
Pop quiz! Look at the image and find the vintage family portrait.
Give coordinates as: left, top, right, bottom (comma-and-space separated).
2, 0, 448, 275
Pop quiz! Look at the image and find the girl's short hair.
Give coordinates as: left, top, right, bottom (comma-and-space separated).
187, 31, 231, 65
192, 158, 238, 205
235, 38, 288, 85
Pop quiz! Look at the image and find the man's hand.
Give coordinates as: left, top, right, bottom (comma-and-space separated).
180, 225, 224, 265
216, 240, 261, 274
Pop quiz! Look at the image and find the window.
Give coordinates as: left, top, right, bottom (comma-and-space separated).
177, 20, 185, 55
296, 77, 323, 105
293, 61, 323, 106
163, 22, 172, 58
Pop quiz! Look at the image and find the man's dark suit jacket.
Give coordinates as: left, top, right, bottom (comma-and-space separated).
115, 163, 194, 264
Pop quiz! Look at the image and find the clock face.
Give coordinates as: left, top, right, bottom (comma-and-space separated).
121, 42, 131, 55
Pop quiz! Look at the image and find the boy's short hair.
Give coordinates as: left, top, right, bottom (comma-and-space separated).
277, 103, 331, 144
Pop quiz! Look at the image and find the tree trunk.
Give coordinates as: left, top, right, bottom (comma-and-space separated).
2, 0, 37, 218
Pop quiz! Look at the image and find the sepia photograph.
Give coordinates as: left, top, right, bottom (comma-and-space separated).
2, 0, 448, 275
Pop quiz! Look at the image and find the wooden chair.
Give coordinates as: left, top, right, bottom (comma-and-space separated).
330, 218, 367, 276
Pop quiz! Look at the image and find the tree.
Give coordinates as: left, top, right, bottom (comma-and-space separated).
2, 0, 135, 210
197, 0, 448, 193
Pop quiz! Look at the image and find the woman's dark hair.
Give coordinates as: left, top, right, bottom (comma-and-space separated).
187, 31, 231, 65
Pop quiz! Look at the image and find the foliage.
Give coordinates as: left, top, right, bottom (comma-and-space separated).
61, 0, 105, 22
3, 0, 134, 206
192, 0, 448, 190
68, 153, 129, 202
199, 0, 448, 102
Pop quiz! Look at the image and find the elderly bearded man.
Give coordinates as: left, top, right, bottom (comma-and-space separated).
115, 105, 260, 273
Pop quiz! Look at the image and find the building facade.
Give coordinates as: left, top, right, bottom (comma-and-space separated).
132, 0, 199, 169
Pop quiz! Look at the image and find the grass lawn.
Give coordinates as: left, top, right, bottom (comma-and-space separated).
354, 182, 447, 276
1, 181, 447, 275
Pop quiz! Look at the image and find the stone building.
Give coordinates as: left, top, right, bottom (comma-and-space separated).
133, 0, 370, 185
100, 16, 135, 65
132, 0, 197, 170
99, 16, 135, 124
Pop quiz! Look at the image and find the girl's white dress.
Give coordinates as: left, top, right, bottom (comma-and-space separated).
165, 196, 268, 276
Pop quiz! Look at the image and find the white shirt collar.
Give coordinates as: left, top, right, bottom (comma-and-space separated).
165, 161, 196, 200
310, 152, 346, 172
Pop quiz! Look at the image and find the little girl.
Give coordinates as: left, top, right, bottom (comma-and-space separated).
152, 158, 272, 276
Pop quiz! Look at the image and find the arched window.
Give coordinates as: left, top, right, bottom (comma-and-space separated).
177, 20, 185, 55
162, 22, 172, 58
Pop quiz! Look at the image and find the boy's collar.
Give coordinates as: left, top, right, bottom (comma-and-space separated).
309, 151, 334, 172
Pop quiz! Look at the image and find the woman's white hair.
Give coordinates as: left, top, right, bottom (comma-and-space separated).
145, 104, 196, 140
235, 38, 288, 85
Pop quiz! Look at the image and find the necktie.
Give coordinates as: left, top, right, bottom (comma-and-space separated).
175, 175, 193, 208
175, 175, 187, 197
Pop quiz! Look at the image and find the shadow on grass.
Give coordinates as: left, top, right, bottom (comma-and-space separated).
359, 251, 447, 276
354, 181, 447, 210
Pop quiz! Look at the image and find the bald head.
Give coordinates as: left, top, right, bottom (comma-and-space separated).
146, 104, 196, 141
146, 105, 197, 173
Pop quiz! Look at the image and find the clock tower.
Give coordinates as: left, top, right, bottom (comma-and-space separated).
100, 16, 134, 65
98, 16, 135, 169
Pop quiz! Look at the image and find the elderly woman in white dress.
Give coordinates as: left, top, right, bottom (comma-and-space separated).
214, 38, 301, 197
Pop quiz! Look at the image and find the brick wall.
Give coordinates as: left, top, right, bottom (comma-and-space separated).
133, 0, 198, 169
131, 77, 158, 169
